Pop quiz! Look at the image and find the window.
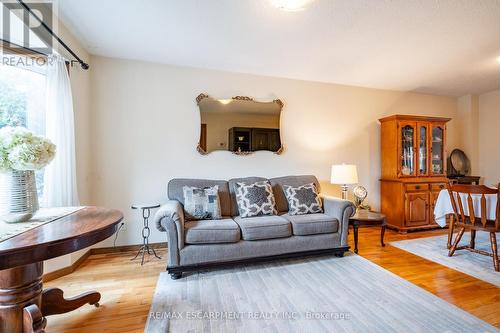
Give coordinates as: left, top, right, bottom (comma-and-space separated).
1, 2, 54, 205
0, 57, 47, 200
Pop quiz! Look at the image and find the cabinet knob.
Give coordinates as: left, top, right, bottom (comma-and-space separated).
440, 185, 444, 189
415, 185, 421, 190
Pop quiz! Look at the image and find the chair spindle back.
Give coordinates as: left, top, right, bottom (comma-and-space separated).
446, 183, 499, 229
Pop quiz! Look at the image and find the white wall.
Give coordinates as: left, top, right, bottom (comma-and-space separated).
478, 89, 500, 187
456, 95, 479, 174
89, 56, 459, 246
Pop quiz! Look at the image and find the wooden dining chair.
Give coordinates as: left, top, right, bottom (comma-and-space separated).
447, 183, 500, 271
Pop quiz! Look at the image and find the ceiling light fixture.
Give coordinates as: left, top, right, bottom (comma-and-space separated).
496, 56, 500, 63
219, 99, 232, 105
270, 0, 315, 12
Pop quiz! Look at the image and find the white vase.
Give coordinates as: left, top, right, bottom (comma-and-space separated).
0, 170, 39, 223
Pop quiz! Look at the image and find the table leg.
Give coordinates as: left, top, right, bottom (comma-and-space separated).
353, 224, 359, 254
0, 263, 43, 333
131, 245, 145, 261
23, 304, 46, 333
144, 209, 161, 261
0, 262, 101, 333
381, 224, 386, 247
470, 229, 476, 249
141, 245, 146, 266
490, 232, 499, 272
131, 208, 161, 265
150, 246, 162, 260
41, 288, 100, 316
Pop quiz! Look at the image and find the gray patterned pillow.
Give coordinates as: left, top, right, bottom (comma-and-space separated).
183, 185, 222, 220
235, 181, 278, 218
283, 183, 323, 215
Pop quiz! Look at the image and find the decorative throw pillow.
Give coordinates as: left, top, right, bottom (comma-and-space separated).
235, 181, 278, 218
283, 183, 323, 215
182, 185, 222, 220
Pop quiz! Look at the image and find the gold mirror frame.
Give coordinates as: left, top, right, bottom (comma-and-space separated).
196, 93, 284, 155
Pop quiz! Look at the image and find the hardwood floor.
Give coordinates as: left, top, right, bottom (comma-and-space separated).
45, 228, 500, 332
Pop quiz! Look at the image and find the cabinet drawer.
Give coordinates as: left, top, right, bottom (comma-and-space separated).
431, 183, 446, 191
405, 183, 429, 192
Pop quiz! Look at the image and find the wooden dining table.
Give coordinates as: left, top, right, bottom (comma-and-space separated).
0, 206, 123, 333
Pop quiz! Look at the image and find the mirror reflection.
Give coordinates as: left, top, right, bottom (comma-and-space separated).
196, 94, 283, 155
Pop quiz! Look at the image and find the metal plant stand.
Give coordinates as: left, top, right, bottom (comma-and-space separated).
131, 204, 161, 265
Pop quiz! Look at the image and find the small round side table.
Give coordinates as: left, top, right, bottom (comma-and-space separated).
131, 204, 161, 265
349, 210, 386, 254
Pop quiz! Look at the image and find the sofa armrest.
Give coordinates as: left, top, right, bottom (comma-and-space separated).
153, 200, 185, 267
321, 195, 356, 247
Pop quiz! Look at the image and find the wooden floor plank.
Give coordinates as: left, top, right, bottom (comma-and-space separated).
45, 228, 500, 332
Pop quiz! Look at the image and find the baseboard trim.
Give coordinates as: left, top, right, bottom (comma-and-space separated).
42, 242, 167, 282
90, 242, 167, 255
43, 249, 92, 282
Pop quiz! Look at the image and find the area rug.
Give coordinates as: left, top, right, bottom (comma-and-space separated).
391, 232, 500, 286
145, 254, 498, 332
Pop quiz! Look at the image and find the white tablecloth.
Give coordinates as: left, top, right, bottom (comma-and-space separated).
433, 190, 497, 227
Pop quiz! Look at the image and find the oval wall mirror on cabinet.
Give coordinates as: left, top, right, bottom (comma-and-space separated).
196, 94, 284, 155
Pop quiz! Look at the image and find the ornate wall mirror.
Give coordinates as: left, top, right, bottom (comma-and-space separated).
196, 94, 284, 155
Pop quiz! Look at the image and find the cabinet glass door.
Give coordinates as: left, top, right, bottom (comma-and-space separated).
417, 124, 428, 176
431, 125, 445, 175
400, 124, 415, 176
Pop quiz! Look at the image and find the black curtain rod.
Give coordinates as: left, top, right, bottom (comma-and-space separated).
16, 0, 89, 70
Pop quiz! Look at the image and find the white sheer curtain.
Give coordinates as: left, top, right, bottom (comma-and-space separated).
43, 55, 79, 207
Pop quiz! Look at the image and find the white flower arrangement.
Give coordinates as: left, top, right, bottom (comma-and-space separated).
0, 126, 56, 172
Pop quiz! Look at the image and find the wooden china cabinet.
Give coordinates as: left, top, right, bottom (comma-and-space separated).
379, 115, 451, 232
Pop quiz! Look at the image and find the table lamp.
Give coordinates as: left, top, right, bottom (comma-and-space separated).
331, 164, 358, 200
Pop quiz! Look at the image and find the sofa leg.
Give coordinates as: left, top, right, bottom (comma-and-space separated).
334, 251, 345, 258
170, 272, 182, 280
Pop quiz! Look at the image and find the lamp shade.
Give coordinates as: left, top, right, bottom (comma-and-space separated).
331, 164, 358, 185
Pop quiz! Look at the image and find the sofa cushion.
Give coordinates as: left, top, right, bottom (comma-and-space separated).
284, 183, 323, 215
185, 218, 241, 244
234, 181, 278, 218
233, 215, 291, 240
168, 179, 231, 216
229, 177, 268, 216
270, 175, 321, 213
283, 213, 338, 236
183, 185, 222, 220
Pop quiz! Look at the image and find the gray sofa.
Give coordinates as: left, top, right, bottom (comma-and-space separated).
154, 175, 355, 279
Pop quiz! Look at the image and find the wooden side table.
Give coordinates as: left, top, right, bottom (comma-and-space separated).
349, 210, 386, 254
